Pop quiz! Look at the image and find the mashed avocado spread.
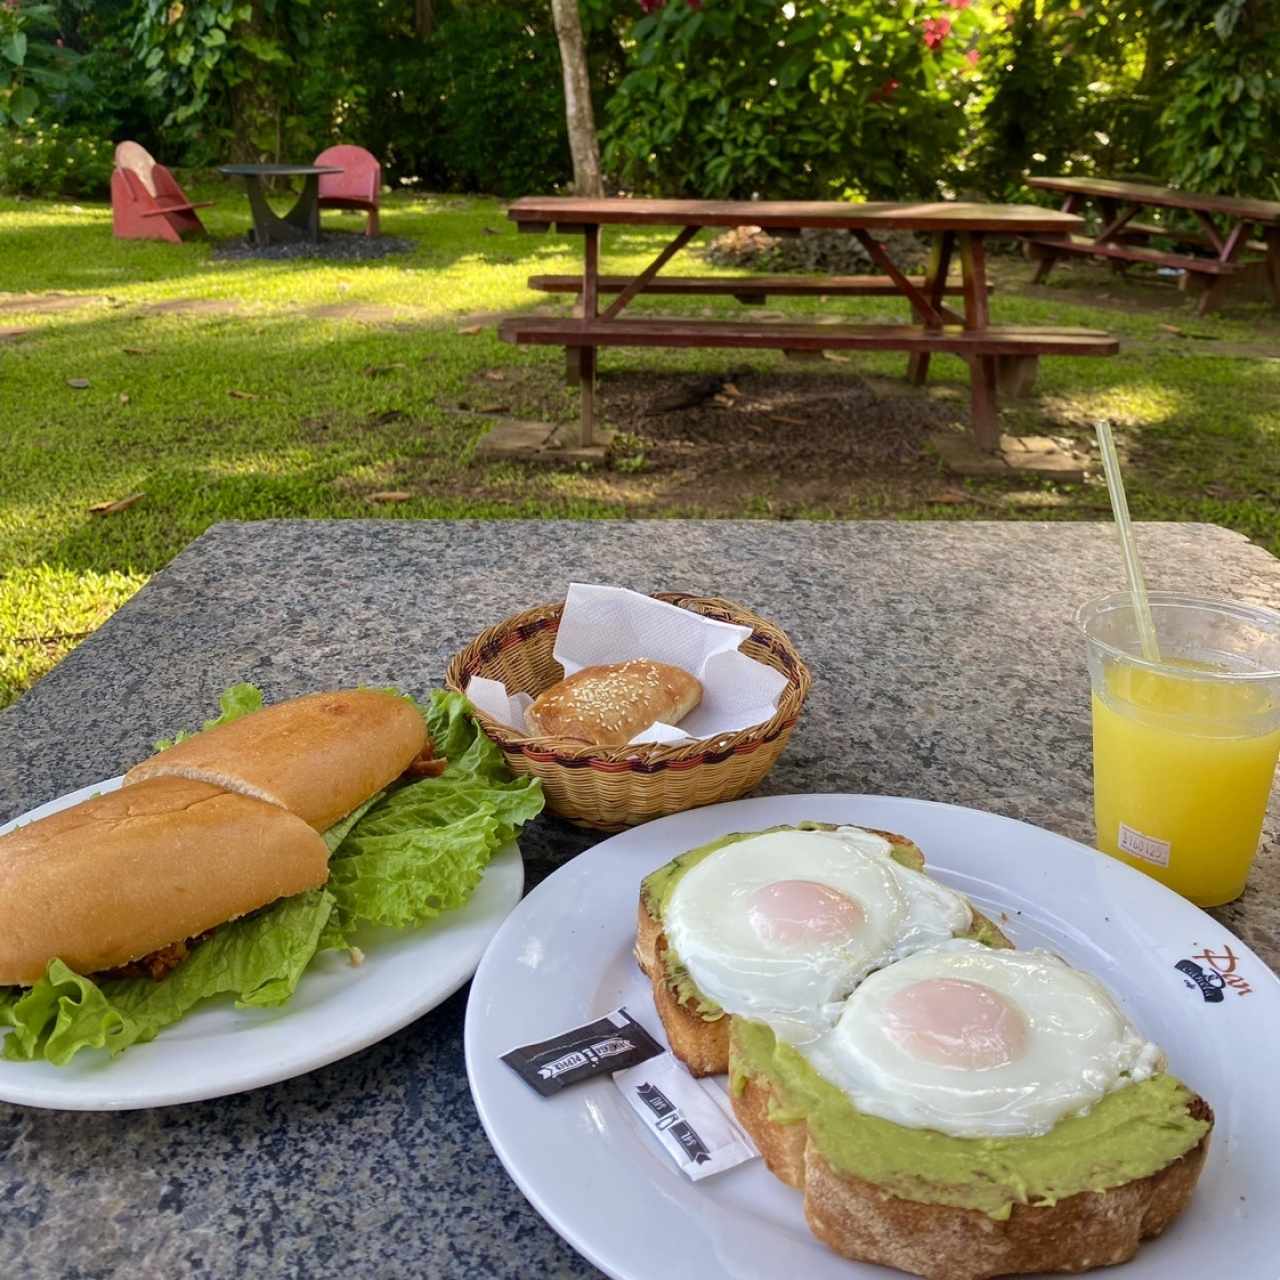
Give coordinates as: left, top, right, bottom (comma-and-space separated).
640, 823, 1008, 1020
730, 1018, 1208, 1220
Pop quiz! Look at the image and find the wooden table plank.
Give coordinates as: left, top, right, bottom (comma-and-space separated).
1028, 177, 1280, 226
508, 197, 1084, 235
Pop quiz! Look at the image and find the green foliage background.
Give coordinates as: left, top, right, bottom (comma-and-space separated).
2, 0, 1278, 201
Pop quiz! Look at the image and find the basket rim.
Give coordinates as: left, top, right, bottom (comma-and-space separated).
443, 592, 812, 766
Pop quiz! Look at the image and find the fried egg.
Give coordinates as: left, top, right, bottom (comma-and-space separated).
661, 826, 973, 1042
800, 939, 1164, 1138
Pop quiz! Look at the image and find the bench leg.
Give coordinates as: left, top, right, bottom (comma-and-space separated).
907, 230, 954, 385
1265, 229, 1280, 307
969, 356, 1001, 452
1031, 249, 1058, 285
996, 354, 1039, 400
566, 347, 583, 387
1196, 275, 1230, 316
579, 347, 596, 447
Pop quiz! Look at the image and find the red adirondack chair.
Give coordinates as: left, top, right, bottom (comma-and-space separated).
111, 142, 212, 243
314, 145, 381, 236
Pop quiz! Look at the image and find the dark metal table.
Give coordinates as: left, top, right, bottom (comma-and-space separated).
217, 163, 342, 246
1, 519, 1278, 1279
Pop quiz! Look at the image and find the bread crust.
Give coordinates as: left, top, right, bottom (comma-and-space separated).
732, 1070, 1212, 1280
126, 688, 427, 831
637, 826, 1009, 1079
0, 777, 330, 984
525, 660, 701, 746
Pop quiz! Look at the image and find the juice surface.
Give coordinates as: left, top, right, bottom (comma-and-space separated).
1091, 663, 1280, 905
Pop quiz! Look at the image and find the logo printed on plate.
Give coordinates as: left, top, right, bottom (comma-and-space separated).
1173, 943, 1255, 1003
1118, 822, 1171, 867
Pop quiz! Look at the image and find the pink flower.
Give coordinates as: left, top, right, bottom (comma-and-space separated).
922, 16, 951, 49
965, 47, 980, 66
947, 0, 971, 7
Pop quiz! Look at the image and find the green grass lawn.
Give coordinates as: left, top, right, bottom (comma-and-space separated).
2, 185, 1278, 708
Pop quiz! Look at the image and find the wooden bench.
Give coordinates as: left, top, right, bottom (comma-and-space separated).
1023, 234, 1243, 277
499, 315, 1116, 448
528, 273, 987, 305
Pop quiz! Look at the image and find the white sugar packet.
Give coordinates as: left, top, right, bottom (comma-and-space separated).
613, 1052, 759, 1182
465, 583, 789, 745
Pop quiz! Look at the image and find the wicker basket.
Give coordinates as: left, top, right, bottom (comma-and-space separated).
444, 593, 812, 831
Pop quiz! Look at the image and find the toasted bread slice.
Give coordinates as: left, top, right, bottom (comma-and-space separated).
733, 1068, 1212, 1280
635, 824, 1011, 1078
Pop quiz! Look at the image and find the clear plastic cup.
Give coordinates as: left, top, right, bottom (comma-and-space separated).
1077, 592, 1280, 906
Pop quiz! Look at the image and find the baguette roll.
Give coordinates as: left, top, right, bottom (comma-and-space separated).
525, 660, 702, 747
126, 688, 427, 831
0, 777, 329, 986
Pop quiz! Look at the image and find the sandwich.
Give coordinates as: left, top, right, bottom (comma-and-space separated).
525, 659, 702, 746
637, 824, 1211, 1278
0, 684, 543, 1066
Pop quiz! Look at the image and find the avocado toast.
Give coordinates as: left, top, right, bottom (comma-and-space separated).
635, 822, 1213, 1278
635, 821, 1012, 1077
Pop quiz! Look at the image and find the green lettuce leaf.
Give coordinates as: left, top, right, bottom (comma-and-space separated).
1, 890, 334, 1065
153, 681, 264, 751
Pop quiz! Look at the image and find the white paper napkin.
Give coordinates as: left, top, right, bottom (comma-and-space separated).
465, 583, 790, 745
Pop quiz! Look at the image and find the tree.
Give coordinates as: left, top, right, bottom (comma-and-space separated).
549, 0, 602, 196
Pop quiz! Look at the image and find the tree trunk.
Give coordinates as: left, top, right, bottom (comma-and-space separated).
415, 0, 433, 38
549, 0, 604, 196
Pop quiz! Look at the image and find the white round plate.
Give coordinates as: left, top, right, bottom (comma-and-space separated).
465, 793, 1279, 1280
0, 777, 523, 1111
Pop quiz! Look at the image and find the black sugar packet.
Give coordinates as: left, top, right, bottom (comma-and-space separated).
502, 1008, 663, 1097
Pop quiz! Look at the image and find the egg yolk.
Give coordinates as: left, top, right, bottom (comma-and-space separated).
745, 880, 865, 946
883, 978, 1028, 1070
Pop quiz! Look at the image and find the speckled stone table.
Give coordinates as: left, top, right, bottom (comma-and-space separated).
2, 519, 1278, 1280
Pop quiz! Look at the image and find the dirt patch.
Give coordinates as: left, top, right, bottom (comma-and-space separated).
0, 292, 108, 314
137, 298, 244, 317
211, 231, 416, 262
600, 368, 957, 472
458, 363, 979, 511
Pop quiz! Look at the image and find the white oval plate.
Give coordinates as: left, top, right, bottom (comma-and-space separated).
0, 777, 523, 1111
465, 793, 1279, 1280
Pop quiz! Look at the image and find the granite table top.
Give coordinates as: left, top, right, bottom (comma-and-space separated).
1, 519, 1277, 1279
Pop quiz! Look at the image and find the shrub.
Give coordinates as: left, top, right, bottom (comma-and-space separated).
0, 123, 113, 197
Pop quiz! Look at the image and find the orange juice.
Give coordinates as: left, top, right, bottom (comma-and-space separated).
1091, 661, 1280, 905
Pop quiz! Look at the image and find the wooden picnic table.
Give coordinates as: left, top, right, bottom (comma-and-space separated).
1025, 176, 1280, 315
500, 198, 1116, 452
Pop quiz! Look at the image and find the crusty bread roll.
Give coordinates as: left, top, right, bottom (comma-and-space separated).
524, 660, 702, 747
0, 777, 329, 985
126, 688, 427, 831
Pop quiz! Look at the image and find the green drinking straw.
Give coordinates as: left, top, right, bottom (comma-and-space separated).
1095, 420, 1161, 662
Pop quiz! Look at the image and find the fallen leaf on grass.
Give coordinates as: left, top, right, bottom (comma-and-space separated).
368, 490, 413, 504
481, 370, 507, 382
88, 492, 144, 516
458, 325, 484, 336
66, 377, 90, 389
712, 393, 738, 408
367, 409, 408, 426
122, 347, 148, 356
822, 353, 852, 364
474, 404, 510, 415
930, 489, 976, 506
119, 393, 130, 405
228, 389, 258, 400
362, 362, 408, 378
1159, 324, 1185, 337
